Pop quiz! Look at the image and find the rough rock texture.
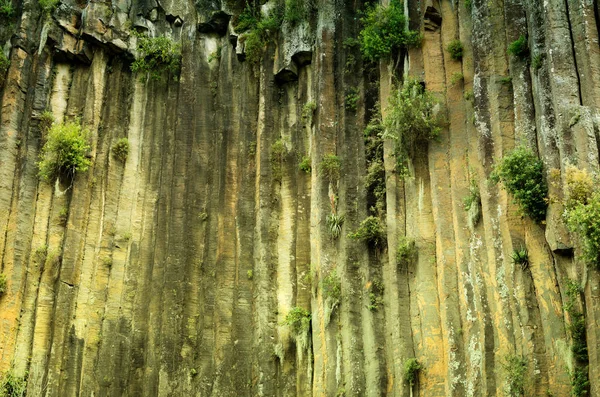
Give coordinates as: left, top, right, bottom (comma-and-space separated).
0, 0, 599, 396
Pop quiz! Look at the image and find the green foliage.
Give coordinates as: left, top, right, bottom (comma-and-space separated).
403, 358, 422, 387
39, 111, 55, 135
0, 371, 26, 397
283, 307, 311, 335
383, 78, 440, 164
112, 138, 130, 162
302, 101, 316, 125
58, 206, 68, 226
208, 46, 222, 63
490, 146, 547, 222
570, 367, 590, 397
0, 52, 9, 87
367, 280, 384, 311
358, 0, 421, 62
508, 35, 529, 59
39, 0, 59, 14
511, 247, 529, 270
364, 113, 386, 215
319, 154, 341, 183
237, 3, 283, 66
502, 354, 527, 396
326, 213, 345, 239
564, 168, 600, 267
0, 0, 13, 18
345, 87, 360, 111
247, 270, 253, 280
464, 0, 472, 11
450, 72, 464, 86
500, 76, 512, 84
270, 139, 287, 181
234, 2, 259, 33
131, 34, 181, 81
396, 237, 416, 267
38, 120, 91, 182
0, 274, 6, 296
464, 178, 481, 227
299, 156, 311, 173
446, 40, 464, 60
532, 53, 545, 72
284, 0, 312, 25
464, 90, 474, 101
563, 279, 589, 364
322, 270, 341, 303
348, 216, 386, 247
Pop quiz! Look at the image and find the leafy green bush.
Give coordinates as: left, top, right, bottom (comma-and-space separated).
464, 0, 472, 11
270, 139, 287, 181
0, 274, 6, 296
299, 156, 311, 173
348, 216, 386, 247
0, 52, 9, 87
0, 0, 13, 17
532, 53, 545, 72
39, 111, 55, 135
0, 371, 27, 397
131, 34, 181, 81
284, 0, 310, 25
39, 0, 59, 14
446, 40, 464, 60
450, 72, 464, 86
283, 307, 311, 335
396, 237, 416, 267
319, 154, 341, 183
570, 367, 590, 397
237, 4, 283, 66
112, 138, 130, 162
358, 0, 421, 62
326, 213, 344, 239
383, 78, 440, 164
511, 247, 529, 270
490, 146, 547, 222
508, 35, 529, 59
403, 358, 422, 387
502, 354, 527, 396
322, 270, 341, 303
38, 121, 91, 181
364, 113, 386, 214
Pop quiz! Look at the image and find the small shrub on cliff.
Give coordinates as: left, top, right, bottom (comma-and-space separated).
358, 0, 421, 62
0, 0, 13, 18
112, 138, 130, 162
299, 156, 311, 173
396, 237, 416, 267
383, 78, 440, 164
502, 354, 527, 397
38, 120, 91, 182
0, 371, 26, 397
326, 213, 344, 239
0, 274, 6, 296
403, 358, 422, 387
38, 0, 59, 14
464, 178, 481, 228
270, 139, 287, 181
319, 154, 341, 183
284, 0, 313, 25
283, 307, 311, 335
510, 247, 529, 270
570, 367, 590, 397
39, 111, 55, 136
508, 35, 529, 59
446, 40, 464, 60
0, 52, 9, 87
237, 4, 283, 66
131, 34, 181, 81
490, 146, 547, 222
348, 216, 386, 247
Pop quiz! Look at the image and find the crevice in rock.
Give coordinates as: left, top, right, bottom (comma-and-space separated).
563, 0, 583, 106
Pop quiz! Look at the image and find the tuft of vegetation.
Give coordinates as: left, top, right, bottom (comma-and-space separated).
450, 72, 464, 86
322, 270, 341, 303
0, 0, 13, 18
299, 156, 311, 174
532, 53, 545, 72
564, 279, 589, 364
0, 371, 27, 397
464, 178, 481, 228
302, 101, 316, 125
270, 139, 287, 181
464, 0, 472, 11
358, 0, 421, 62
39, 111, 55, 135
508, 35, 529, 59
345, 87, 360, 111
284, 0, 314, 26
326, 213, 345, 239
208, 46, 222, 64
490, 146, 547, 223
0, 52, 9, 87
39, 0, 59, 15
348, 216, 386, 248
502, 354, 527, 397
367, 279, 384, 311
510, 247, 529, 270
464, 90, 474, 101
283, 307, 311, 335
319, 154, 341, 184
446, 40, 464, 60
112, 138, 130, 162
500, 76, 512, 84
570, 367, 590, 397
236, 3, 284, 66
58, 207, 68, 226
564, 166, 600, 268
396, 237, 416, 267
403, 358, 422, 387
383, 78, 440, 165
0, 274, 6, 296
364, 112, 386, 215
38, 120, 91, 182
247, 270, 253, 280
131, 34, 182, 81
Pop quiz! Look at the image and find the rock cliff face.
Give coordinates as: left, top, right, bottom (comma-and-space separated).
0, 0, 599, 396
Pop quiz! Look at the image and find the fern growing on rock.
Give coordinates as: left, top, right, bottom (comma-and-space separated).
131, 34, 182, 81
38, 120, 91, 182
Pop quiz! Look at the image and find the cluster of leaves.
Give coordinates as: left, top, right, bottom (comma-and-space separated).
112, 138, 130, 162
511, 247, 529, 270
0, 371, 27, 397
131, 34, 182, 81
284, 0, 315, 26
0, 0, 13, 18
326, 213, 345, 239
396, 237, 416, 268
301, 101, 316, 125
319, 154, 341, 184
403, 358, 422, 387
508, 35, 529, 59
0, 274, 6, 296
446, 40, 464, 60
39, 0, 59, 15
502, 354, 527, 397
570, 367, 590, 397
367, 280, 384, 311
348, 216, 386, 248
358, 0, 421, 62
38, 120, 91, 182
490, 146, 547, 223
299, 156, 311, 173
564, 166, 600, 268
283, 307, 311, 335
39, 110, 55, 135
236, 2, 283, 66
270, 139, 287, 181
344, 87, 360, 111
464, 178, 481, 228
383, 78, 440, 166
322, 270, 341, 304
564, 280, 589, 363
0, 52, 9, 87
364, 111, 386, 216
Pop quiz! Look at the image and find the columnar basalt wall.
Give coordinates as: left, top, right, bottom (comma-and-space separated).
0, 0, 599, 396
